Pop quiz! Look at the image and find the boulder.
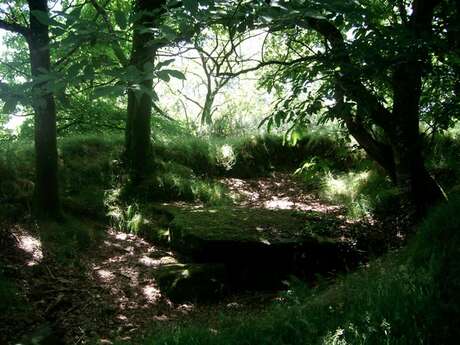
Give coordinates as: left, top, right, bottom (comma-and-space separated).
166, 206, 359, 287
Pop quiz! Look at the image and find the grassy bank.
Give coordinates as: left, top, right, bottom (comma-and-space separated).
0, 131, 355, 219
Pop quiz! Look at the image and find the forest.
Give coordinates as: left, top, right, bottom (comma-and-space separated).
0, 0, 459, 344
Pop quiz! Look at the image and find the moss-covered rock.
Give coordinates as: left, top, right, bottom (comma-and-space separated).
169, 206, 309, 247
165, 206, 359, 287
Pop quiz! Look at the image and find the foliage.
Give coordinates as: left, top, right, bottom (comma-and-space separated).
322, 169, 398, 220
255, 0, 459, 136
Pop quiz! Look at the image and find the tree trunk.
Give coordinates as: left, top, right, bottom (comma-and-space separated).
334, 84, 397, 181
388, 0, 446, 214
308, 1, 446, 215
125, 0, 165, 183
28, 0, 61, 219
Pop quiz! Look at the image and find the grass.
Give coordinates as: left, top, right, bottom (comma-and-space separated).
294, 156, 401, 220
123, 196, 460, 345
322, 170, 400, 220
153, 131, 355, 178
426, 133, 460, 194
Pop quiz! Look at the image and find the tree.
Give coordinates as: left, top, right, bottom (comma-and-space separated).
0, 0, 60, 219
124, 0, 204, 182
224, 0, 457, 215
185, 28, 245, 126
84, 0, 197, 182
125, 0, 166, 183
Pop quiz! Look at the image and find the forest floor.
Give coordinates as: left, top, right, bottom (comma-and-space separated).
1, 173, 405, 345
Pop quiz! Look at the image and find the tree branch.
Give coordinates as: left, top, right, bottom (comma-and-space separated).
218, 55, 318, 78
0, 18, 30, 38
181, 92, 204, 110
295, 16, 393, 133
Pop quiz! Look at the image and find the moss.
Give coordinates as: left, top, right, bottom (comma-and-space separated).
169, 206, 311, 243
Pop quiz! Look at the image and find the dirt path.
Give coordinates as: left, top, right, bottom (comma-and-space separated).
221, 172, 341, 213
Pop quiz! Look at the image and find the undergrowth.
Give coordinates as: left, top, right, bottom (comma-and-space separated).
426, 133, 460, 194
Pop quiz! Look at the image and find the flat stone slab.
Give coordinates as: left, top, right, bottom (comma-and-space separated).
169, 206, 310, 245
160, 206, 357, 284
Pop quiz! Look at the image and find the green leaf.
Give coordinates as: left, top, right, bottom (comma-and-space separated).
163, 69, 186, 80
83, 65, 95, 79
114, 10, 127, 30
67, 63, 81, 77
2, 99, 18, 114
143, 62, 155, 73
51, 26, 66, 36
66, 7, 82, 25
155, 59, 175, 70
159, 25, 177, 39
156, 70, 171, 82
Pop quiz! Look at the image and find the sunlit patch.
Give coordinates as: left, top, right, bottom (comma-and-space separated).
177, 303, 194, 314
116, 314, 128, 321
15, 232, 43, 266
142, 284, 161, 303
160, 256, 178, 265
220, 172, 342, 214
124, 246, 135, 254
226, 302, 242, 309
217, 144, 236, 170
264, 198, 295, 210
139, 255, 159, 267
96, 269, 115, 282
115, 232, 128, 241
324, 171, 370, 199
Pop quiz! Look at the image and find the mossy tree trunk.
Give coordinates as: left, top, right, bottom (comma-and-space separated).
28, 0, 61, 219
28, 0, 60, 218
305, 0, 445, 215
125, 0, 166, 183
1, 1, 61, 219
